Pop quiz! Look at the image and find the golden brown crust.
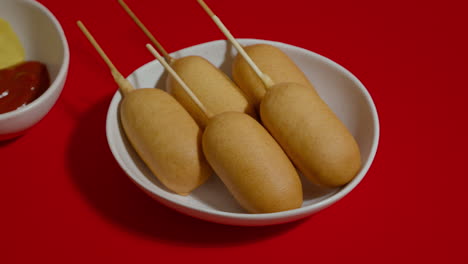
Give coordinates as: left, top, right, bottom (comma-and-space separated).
260, 83, 361, 187
120, 88, 212, 194
202, 112, 303, 213
167, 56, 256, 128
232, 44, 316, 107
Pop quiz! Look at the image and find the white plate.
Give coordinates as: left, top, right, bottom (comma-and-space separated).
106, 39, 379, 226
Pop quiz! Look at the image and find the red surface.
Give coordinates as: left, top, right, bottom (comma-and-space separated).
1, 0, 467, 263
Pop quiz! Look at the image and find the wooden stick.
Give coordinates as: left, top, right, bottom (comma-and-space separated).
118, 0, 174, 63
196, 0, 275, 88
77, 20, 134, 96
146, 44, 213, 120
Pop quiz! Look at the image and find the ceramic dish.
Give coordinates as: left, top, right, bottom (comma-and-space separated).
0, 0, 69, 139
106, 39, 379, 226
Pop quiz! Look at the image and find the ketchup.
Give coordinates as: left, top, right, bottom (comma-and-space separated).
0, 61, 50, 114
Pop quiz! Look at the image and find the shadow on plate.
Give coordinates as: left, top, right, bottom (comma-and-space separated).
66, 94, 305, 247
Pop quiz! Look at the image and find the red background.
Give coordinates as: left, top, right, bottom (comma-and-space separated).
1, 0, 467, 263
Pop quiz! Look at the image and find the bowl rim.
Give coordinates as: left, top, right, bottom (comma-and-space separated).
106, 38, 380, 223
0, 0, 70, 120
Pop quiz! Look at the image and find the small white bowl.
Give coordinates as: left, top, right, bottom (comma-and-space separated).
106, 39, 379, 226
0, 0, 69, 140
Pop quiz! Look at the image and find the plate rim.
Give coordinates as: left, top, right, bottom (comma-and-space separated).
105, 38, 380, 225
